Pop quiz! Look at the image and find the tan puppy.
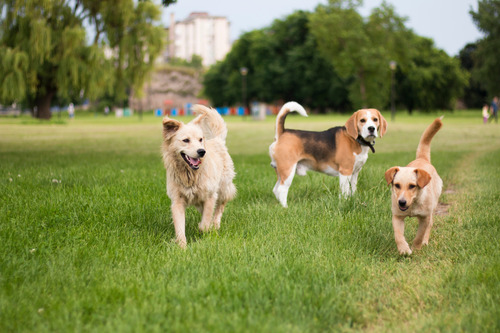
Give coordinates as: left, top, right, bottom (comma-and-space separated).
385, 117, 443, 255
162, 105, 236, 248
269, 102, 387, 207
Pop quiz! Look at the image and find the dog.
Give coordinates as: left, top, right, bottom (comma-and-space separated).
269, 101, 387, 207
162, 105, 236, 248
384, 117, 443, 255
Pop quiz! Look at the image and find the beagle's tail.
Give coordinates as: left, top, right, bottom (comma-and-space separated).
191, 104, 228, 142
274, 101, 307, 141
416, 117, 443, 162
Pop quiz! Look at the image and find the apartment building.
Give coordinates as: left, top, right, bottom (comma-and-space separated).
167, 12, 231, 67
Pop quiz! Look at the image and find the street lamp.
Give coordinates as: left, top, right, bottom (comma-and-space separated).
240, 67, 248, 112
389, 60, 397, 121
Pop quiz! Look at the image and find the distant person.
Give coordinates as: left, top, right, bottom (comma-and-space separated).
482, 103, 490, 124
68, 103, 75, 119
104, 106, 110, 116
489, 96, 498, 123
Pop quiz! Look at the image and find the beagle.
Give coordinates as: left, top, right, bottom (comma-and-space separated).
385, 117, 443, 255
269, 101, 387, 207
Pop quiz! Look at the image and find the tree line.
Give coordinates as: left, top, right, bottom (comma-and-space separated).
204, 0, 498, 113
0, 0, 498, 118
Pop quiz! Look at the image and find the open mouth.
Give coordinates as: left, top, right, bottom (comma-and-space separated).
399, 205, 408, 212
181, 152, 202, 170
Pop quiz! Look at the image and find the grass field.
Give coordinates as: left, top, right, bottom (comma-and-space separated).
1, 111, 499, 332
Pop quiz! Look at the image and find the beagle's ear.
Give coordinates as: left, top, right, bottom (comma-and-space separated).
162, 117, 182, 141
384, 167, 399, 185
345, 111, 359, 139
377, 110, 388, 138
415, 169, 432, 188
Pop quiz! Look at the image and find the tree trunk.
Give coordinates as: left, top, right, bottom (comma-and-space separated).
35, 91, 55, 120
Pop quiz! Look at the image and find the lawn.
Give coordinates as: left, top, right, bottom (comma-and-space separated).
1, 111, 499, 332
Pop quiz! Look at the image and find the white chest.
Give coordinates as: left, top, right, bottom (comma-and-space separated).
353, 146, 369, 174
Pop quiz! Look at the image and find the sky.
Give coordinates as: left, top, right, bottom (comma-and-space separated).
160, 0, 483, 56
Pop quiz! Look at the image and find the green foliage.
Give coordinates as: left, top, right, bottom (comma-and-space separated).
93, 0, 164, 103
397, 36, 469, 111
310, 0, 411, 108
204, 1, 467, 113
204, 11, 350, 111
458, 43, 488, 108
470, 0, 500, 97
309, 0, 469, 112
0, 48, 29, 103
0, 0, 165, 118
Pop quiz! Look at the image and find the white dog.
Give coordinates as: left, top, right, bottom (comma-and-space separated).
162, 105, 236, 248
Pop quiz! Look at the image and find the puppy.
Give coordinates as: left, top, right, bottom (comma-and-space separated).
269, 102, 387, 207
162, 105, 236, 248
385, 117, 443, 255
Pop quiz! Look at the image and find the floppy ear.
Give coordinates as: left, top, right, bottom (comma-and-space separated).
415, 169, 432, 188
162, 117, 182, 141
384, 167, 399, 185
345, 111, 359, 139
377, 110, 388, 138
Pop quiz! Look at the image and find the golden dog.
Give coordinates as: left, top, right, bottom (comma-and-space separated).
269, 102, 387, 207
162, 105, 236, 248
385, 117, 443, 255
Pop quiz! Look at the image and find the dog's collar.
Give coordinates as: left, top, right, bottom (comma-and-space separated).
356, 136, 375, 153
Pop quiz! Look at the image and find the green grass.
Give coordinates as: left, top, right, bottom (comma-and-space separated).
1, 111, 499, 332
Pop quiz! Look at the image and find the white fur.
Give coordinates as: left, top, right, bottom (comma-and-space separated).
162, 105, 236, 248
274, 102, 308, 140
273, 163, 297, 208
360, 110, 378, 140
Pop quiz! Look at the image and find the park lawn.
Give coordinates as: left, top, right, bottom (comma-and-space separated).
0, 111, 499, 332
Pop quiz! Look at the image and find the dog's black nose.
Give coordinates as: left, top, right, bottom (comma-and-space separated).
197, 149, 206, 157
398, 199, 407, 207
368, 126, 375, 132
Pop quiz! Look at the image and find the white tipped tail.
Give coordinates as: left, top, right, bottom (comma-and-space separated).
274, 101, 307, 141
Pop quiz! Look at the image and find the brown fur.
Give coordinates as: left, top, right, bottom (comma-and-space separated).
384, 118, 443, 255
270, 102, 387, 207
162, 105, 236, 248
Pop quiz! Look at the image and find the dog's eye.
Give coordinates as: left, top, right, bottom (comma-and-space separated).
199, 138, 203, 143
360, 119, 366, 123
373, 118, 378, 122
409, 184, 416, 189
395, 184, 401, 189
183, 139, 190, 143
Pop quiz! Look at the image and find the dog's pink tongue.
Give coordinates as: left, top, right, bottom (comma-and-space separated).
189, 156, 201, 166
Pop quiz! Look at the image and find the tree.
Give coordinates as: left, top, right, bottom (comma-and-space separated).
0, 0, 164, 119
203, 11, 351, 112
458, 43, 488, 108
396, 35, 469, 112
309, 0, 411, 109
470, 0, 500, 97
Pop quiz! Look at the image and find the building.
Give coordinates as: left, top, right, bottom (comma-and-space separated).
167, 12, 231, 67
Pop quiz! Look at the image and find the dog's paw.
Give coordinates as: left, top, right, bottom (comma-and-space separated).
212, 220, 221, 230
176, 238, 187, 249
413, 240, 429, 250
398, 244, 412, 256
199, 222, 211, 233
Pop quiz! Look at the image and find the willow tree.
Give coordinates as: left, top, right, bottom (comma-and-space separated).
0, 0, 165, 119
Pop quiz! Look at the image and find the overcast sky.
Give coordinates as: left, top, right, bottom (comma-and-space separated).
161, 0, 483, 56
